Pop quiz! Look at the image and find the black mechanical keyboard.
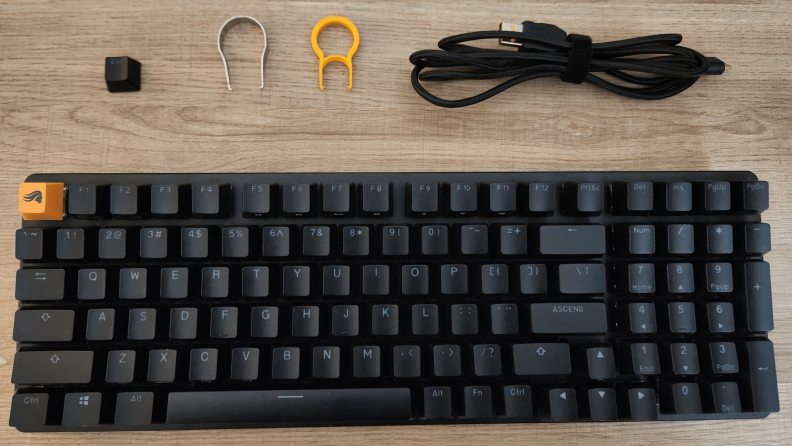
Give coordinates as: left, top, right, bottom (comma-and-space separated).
10, 172, 778, 431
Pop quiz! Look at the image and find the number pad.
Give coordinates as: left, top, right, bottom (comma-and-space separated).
668, 302, 696, 333
706, 263, 733, 293
707, 302, 734, 333
670, 343, 699, 375
667, 263, 694, 293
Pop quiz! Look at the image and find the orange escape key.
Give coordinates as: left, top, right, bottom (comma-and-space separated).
19, 182, 64, 220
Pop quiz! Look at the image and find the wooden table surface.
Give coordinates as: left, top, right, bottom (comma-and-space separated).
1, 0, 791, 444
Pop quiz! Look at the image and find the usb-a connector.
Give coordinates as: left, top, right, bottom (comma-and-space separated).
499, 22, 524, 47
498, 20, 568, 51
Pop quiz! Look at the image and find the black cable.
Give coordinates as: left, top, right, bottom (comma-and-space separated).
409, 24, 727, 108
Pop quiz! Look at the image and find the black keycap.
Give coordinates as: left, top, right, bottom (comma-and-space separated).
57, 229, 85, 259
119, 267, 147, 299
629, 225, 655, 254
272, 347, 300, 379
704, 181, 730, 211
631, 343, 660, 374
433, 344, 461, 377
69, 185, 98, 216
707, 224, 733, 254
588, 389, 618, 421
393, 345, 421, 377
10, 393, 49, 427
332, 305, 359, 336
148, 349, 176, 382
262, 226, 290, 257
627, 181, 653, 211
11, 351, 93, 384
343, 226, 369, 255
449, 182, 477, 213
667, 263, 694, 293
140, 228, 167, 258
412, 304, 438, 335
170, 308, 198, 339
251, 306, 278, 338
151, 184, 179, 215
743, 181, 769, 211
513, 343, 571, 375
451, 304, 478, 335
323, 183, 351, 213
410, 182, 439, 214
708, 302, 735, 333
745, 262, 773, 332
283, 266, 310, 296
504, 385, 533, 418
668, 224, 694, 254
628, 263, 655, 294
161, 267, 188, 298
491, 303, 518, 334
115, 392, 154, 425
16, 269, 64, 301
424, 386, 452, 419
98, 228, 125, 259
106, 351, 135, 383
747, 340, 780, 412
86, 308, 114, 340
706, 262, 733, 293
745, 223, 771, 254
303, 226, 330, 256
500, 225, 527, 255
292, 306, 319, 337
313, 346, 340, 378
629, 302, 656, 333
670, 343, 699, 375
549, 389, 578, 421
481, 264, 508, 294
472, 344, 501, 376
111, 184, 138, 215
465, 386, 492, 418
628, 388, 657, 421
672, 383, 701, 414
461, 225, 488, 254
710, 342, 739, 373
577, 183, 605, 213
362, 183, 390, 213
223, 227, 249, 258
713, 382, 741, 414
372, 304, 399, 335
13, 309, 74, 342
353, 346, 380, 378
403, 265, 429, 295
540, 225, 606, 255
666, 182, 692, 211
587, 347, 616, 379
231, 348, 259, 380
558, 263, 606, 294
489, 182, 516, 213
324, 266, 350, 295
192, 184, 222, 215
181, 227, 208, 258
190, 348, 218, 381
210, 307, 238, 338
668, 302, 696, 333
529, 182, 555, 213
78, 268, 105, 300
520, 264, 547, 294
283, 184, 311, 214
243, 184, 270, 215
421, 225, 448, 255
531, 303, 607, 334
242, 266, 269, 297
382, 225, 409, 255
438, 264, 466, 295
15, 228, 43, 260
363, 265, 389, 295
128, 308, 156, 340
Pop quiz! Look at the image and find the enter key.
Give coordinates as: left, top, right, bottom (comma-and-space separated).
530, 303, 607, 333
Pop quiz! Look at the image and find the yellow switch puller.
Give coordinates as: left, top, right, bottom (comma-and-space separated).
311, 16, 359, 90
19, 182, 64, 220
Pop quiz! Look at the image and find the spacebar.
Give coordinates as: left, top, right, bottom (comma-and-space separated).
166, 388, 412, 424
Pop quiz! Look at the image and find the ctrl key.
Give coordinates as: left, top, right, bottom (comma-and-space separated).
115, 392, 154, 425
10, 393, 49, 427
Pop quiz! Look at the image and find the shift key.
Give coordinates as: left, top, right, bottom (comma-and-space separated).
540, 225, 606, 255
11, 351, 93, 384
531, 303, 607, 333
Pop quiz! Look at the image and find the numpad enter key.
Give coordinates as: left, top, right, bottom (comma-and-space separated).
10, 171, 778, 431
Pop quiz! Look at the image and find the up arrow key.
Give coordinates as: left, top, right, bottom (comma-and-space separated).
596, 351, 604, 359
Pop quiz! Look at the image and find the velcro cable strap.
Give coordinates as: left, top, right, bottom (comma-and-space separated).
560, 34, 592, 84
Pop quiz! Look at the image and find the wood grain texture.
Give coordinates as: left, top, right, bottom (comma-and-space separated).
1, 0, 791, 443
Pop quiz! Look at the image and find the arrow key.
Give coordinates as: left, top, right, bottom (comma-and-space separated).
707, 302, 735, 333
548, 388, 578, 421
586, 347, 616, 379
628, 388, 657, 421
628, 302, 656, 334
588, 388, 617, 421
670, 343, 699, 375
